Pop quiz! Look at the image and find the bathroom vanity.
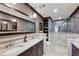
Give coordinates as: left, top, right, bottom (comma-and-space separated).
19, 40, 43, 56
0, 32, 46, 56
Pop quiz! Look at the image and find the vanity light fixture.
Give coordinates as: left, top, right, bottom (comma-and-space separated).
54, 9, 58, 13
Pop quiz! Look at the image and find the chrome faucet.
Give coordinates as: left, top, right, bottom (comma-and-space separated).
24, 34, 27, 42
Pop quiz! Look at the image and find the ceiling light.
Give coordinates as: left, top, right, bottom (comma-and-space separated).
54, 9, 58, 13
58, 17, 62, 19
43, 4, 45, 7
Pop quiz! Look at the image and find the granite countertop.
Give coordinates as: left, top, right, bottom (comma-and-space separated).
72, 41, 79, 49
0, 38, 44, 56
68, 37, 79, 49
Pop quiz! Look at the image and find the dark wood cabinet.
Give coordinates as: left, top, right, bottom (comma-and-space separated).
18, 40, 43, 56
72, 44, 79, 56
32, 45, 37, 56
18, 46, 33, 56
37, 40, 43, 56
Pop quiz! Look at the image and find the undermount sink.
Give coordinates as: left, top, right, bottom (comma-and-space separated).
13, 45, 24, 47
15, 42, 27, 47
2, 47, 21, 55
1, 43, 27, 55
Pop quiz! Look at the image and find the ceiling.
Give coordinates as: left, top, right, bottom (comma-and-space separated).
29, 3, 79, 20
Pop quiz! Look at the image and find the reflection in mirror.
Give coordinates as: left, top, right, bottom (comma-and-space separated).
39, 22, 43, 31
0, 19, 17, 31
2, 22, 8, 31
12, 22, 17, 31
0, 22, 2, 31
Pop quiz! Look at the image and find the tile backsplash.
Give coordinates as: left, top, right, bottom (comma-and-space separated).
0, 35, 25, 50
0, 33, 46, 51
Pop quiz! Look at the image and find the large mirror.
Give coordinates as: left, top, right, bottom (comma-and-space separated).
0, 11, 35, 32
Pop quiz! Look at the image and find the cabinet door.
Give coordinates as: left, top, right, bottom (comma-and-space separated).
18, 40, 43, 56
32, 46, 37, 56
40, 41, 43, 55
37, 45, 41, 56
37, 40, 43, 56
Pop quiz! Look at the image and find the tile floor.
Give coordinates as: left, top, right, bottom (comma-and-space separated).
43, 33, 68, 56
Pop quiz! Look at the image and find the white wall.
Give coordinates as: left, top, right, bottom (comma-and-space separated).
48, 19, 54, 44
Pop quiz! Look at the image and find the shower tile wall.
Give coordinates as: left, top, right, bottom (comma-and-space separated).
68, 8, 79, 33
